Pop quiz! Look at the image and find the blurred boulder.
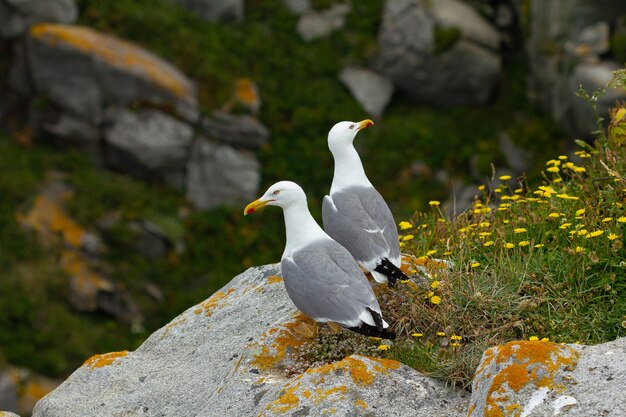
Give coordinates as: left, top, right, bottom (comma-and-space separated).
297, 3, 351, 42
498, 131, 530, 174
186, 138, 260, 210
103, 108, 194, 190
128, 220, 173, 259
565, 21, 610, 62
282, 0, 311, 15
201, 111, 270, 149
0, 369, 18, 414
23, 24, 198, 124
171, 0, 243, 23
0, 366, 59, 417
373, 0, 501, 106
0, 0, 77, 38
339, 66, 394, 118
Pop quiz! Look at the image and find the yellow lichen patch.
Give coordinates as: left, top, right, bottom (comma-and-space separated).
312, 386, 347, 405
306, 356, 400, 387
270, 386, 300, 414
267, 275, 283, 285
480, 341, 579, 417
355, 398, 368, 409
235, 78, 260, 107
30, 24, 193, 99
253, 312, 315, 370
194, 288, 236, 316
83, 350, 128, 369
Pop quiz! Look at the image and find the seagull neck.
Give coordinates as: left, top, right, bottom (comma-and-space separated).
331, 145, 371, 193
282, 202, 328, 257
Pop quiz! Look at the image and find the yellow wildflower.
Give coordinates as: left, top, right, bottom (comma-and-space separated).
436, 332, 446, 336
479, 232, 493, 238
534, 243, 544, 248
548, 212, 561, 218
443, 251, 452, 256
429, 201, 441, 207
470, 262, 480, 268
559, 223, 572, 229
499, 175, 512, 181
399, 221, 412, 230
450, 335, 462, 341
402, 234, 414, 241
608, 233, 619, 241
575, 208, 585, 216
547, 166, 560, 173
483, 241, 494, 247
577, 229, 588, 236
412, 333, 423, 337
617, 217, 626, 223
505, 243, 515, 249
541, 337, 550, 342
503, 220, 510, 224
377, 344, 390, 351
514, 228, 527, 233
478, 185, 485, 191
556, 193, 579, 200
558, 155, 568, 160
585, 230, 604, 238
529, 336, 539, 341
519, 241, 530, 247
430, 281, 440, 289
572, 166, 586, 173
426, 250, 437, 256
546, 159, 560, 166
451, 342, 462, 347
479, 222, 491, 228
575, 246, 583, 253
602, 217, 613, 223
430, 295, 442, 305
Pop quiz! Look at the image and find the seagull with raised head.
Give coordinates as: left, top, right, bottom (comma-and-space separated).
244, 181, 395, 339
323, 120, 409, 288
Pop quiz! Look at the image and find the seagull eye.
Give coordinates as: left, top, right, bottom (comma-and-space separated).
349, 124, 355, 130
273, 190, 280, 195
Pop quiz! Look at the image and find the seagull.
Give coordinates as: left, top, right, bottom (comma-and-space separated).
244, 181, 395, 339
323, 120, 408, 288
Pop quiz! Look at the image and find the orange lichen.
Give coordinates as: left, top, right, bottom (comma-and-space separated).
18, 195, 85, 248
83, 350, 128, 369
30, 24, 193, 99
235, 78, 260, 106
479, 341, 579, 417
252, 312, 315, 370
160, 317, 186, 339
355, 398, 368, 409
267, 275, 283, 284
306, 356, 400, 387
194, 288, 236, 316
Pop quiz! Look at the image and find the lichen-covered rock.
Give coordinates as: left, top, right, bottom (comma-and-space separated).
200, 111, 270, 150
103, 108, 194, 190
339, 66, 394, 118
0, 0, 77, 38
373, 0, 501, 107
0, 411, 20, 417
185, 137, 260, 210
469, 338, 626, 416
24, 23, 197, 123
32, 265, 467, 417
0, 366, 59, 417
171, 0, 243, 23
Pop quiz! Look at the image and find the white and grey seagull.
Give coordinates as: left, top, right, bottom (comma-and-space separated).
323, 120, 409, 288
244, 180, 395, 339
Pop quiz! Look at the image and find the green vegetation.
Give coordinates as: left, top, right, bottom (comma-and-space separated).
1, 0, 568, 379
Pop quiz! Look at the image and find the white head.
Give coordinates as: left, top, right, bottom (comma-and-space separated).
327, 119, 374, 156
244, 181, 307, 215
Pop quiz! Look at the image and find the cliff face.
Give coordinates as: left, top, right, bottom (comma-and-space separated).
27, 264, 626, 417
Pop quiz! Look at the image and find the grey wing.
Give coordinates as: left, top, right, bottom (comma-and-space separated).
355, 187, 400, 262
280, 241, 380, 327
322, 190, 393, 266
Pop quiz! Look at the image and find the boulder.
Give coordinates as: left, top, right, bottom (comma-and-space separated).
171, 0, 243, 23
0, 412, 20, 417
296, 3, 351, 42
0, 369, 18, 414
32, 264, 468, 417
281, 0, 311, 15
23, 24, 198, 124
200, 111, 270, 150
0, 0, 77, 38
103, 108, 194, 190
339, 66, 394, 118
373, 0, 501, 107
469, 338, 626, 416
185, 138, 260, 210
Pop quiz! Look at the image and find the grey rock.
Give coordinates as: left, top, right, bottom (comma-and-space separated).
296, 3, 350, 42
431, 0, 500, 50
0, 370, 18, 414
103, 108, 194, 190
171, 0, 243, 23
498, 131, 530, 173
374, 0, 501, 106
469, 338, 626, 416
565, 21, 610, 61
281, 0, 310, 15
32, 264, 468, 417
568, 61, 626, 137
200, 111, 270, 150
128, 220, 172, 259
339, 66, 394, 117
0, 0, 77, 38
24, 24, 198, 124
0, 412, 20, 417
447, 182, 478, 215
43, 113, 100, 145
185, 138, 260, 210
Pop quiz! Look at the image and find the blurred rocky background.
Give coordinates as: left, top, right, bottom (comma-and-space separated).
0, 0, 625, 414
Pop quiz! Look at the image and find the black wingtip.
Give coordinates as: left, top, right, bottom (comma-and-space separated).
347, 322, 396, 340
374, 258, 408, 289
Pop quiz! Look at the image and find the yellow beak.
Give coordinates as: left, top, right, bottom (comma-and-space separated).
244, 198, 270, 216
357, 119, 374, 130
